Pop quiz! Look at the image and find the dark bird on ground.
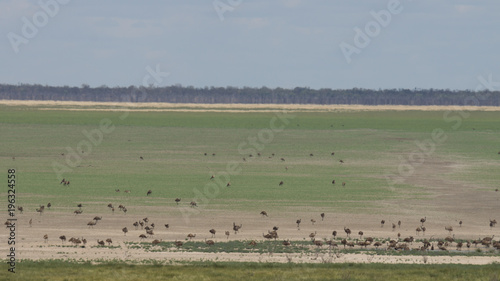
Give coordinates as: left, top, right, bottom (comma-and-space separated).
344, 227, 351, 238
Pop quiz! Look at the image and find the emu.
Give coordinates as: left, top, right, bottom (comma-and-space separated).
233, 222, 242, 234
344, 227, 351, 238
312, 239, 323, 247
445, 226, 453, 234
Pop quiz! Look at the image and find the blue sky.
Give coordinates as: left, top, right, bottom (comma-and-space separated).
1, 0, 499, 90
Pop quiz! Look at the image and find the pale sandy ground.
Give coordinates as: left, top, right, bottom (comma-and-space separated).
1, 100, 499, 264
3, 208, 499, 265
2, 99, 500, 112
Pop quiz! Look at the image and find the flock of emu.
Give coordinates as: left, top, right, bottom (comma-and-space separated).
14, 203, 499, 252
15, 151, 499, 253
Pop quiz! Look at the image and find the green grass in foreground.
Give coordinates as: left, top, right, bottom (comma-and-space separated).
5, 260, 499, 281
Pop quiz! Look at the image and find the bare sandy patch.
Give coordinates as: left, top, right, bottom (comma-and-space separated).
2, 99, 500, 112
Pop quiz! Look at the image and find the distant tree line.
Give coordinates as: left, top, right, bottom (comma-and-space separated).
1, 83, 499, 106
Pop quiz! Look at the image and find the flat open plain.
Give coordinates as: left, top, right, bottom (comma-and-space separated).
1, 100, 499, 268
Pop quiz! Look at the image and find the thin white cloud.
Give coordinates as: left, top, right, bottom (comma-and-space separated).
233, 17, 269, 29
454, 4, 482, 14
0, 0, 37, 20
85, 17, 163, 39
281, 0, 302, 8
